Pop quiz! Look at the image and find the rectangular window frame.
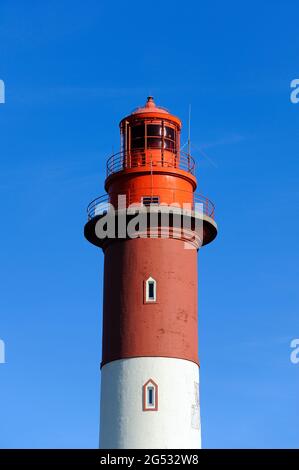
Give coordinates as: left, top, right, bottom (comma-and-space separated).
141, 196, 160, 207
144, 277, 157, 303
142, 379, 158, 412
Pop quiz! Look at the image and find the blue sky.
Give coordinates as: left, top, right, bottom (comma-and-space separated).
0, 0, 298, 448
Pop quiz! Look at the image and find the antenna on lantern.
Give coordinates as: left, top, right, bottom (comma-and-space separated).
188, 104, 191, 156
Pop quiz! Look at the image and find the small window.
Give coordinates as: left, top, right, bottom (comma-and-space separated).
131, 124, 145, 139
164, 126, 175, 140
147, 137, 162, 149
164, 139, 175, 150
148, 282, 155, 300
147, 386, 154, 406
131, 124, 145, 150
143, 379, 158, 411
142, 196, 160, 207
147, 124, 163, 149
147, 124, 162, 136
145, 277, 156, 302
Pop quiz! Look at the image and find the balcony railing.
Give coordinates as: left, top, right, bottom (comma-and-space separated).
87, 191, 215, 221
106, 150, 196, 178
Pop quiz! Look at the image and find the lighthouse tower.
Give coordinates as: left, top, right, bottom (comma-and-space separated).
84, 97, 217, 449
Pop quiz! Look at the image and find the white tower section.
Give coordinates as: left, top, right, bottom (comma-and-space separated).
100, 357, 201, 449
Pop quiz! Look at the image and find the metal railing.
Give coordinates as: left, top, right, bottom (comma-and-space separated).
87, 191, 215, 221
193, 193, 215, 220
106, 150, 196, 177
87, 194, 111, 220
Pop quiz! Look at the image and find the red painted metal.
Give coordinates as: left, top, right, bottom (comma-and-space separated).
101, 237, 199, 366
106, 149, 195, 177
87, 191, 215, 220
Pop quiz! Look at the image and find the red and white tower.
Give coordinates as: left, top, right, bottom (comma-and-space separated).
84, 97, 217, 449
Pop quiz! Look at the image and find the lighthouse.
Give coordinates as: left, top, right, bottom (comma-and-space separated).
84, 97, 217, 449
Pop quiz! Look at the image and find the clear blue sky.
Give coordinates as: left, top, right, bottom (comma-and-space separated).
0, 0, 298, 449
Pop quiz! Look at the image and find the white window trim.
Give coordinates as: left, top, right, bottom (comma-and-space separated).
143, 379, 158, 411
145, 277, 156, 302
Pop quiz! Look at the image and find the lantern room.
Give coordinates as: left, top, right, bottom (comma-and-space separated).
104, 96, 198, 211
121, 96, 180, 153
119, 96, 181, 169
